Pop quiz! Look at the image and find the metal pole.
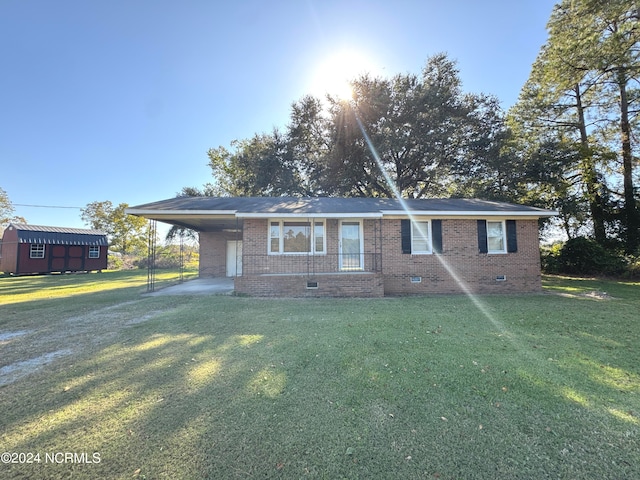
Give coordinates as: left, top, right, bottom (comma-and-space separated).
147, 219, 157, 292
179, 231, 184, 283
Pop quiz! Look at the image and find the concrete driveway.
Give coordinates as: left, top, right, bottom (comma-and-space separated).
145, 277, 235, 296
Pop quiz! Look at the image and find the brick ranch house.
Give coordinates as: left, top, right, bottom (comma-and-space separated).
127, 197, 556, 297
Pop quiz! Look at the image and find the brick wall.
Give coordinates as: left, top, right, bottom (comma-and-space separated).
199, 217, 543, 296
198, 231, 239, 277
235, 218, 384, 296
381, 218, 542, 294
235, 272, 384, 297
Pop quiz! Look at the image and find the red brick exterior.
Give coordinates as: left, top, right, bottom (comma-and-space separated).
233, 218, 383, 296
198, 217, 543, 296
381, 219, 542, 295
198, 231, 239, 277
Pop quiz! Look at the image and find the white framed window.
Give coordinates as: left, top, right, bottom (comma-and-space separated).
411, 221, 432, 254
487, 220, 506, 253
30, 244, 45, 259
268, 219, 325, 255
88, 246, 100, 258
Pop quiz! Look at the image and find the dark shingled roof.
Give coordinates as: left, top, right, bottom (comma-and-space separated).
126, 197, 556, 231
7, 223, 108, 246
129, 196, 555, 215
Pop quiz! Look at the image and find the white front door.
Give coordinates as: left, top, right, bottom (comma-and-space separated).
339, 221, 363, 271
226, 241, 243, 277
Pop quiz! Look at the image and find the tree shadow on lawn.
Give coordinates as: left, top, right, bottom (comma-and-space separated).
1, 295, 639, 479
0, 271, 137, 301
0, 269, 192, 308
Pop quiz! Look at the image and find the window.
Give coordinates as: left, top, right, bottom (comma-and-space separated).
88, 246, 100, 258
478, 220, 517, 254
269, 220, 325, 254
411, 221, 432, 254
401, 219, 442, 254
30, 244, 45, 259
487, 221, 506, 253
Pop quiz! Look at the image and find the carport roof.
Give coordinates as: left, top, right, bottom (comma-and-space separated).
126, 197, 557, 232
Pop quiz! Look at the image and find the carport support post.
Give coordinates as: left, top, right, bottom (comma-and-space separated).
179, 231, 184, 283
147, 220, 157, 292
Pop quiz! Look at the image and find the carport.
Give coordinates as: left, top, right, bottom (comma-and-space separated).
143, 277, 235, 296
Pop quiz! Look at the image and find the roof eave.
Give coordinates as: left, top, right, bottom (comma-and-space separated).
235, 212, 383, 219
381, 210, 558, 218
126, 209, 237, 216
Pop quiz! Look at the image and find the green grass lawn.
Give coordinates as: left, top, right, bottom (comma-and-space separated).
0, 272, 638, 479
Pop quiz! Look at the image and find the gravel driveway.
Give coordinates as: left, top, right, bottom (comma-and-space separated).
0, 300, 172, 387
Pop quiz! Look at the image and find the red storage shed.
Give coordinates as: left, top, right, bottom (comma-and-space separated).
0, 223, 108, 275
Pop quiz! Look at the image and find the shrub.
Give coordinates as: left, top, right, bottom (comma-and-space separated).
621, 255, 640, 279
545, 237, 626, 276
540, 243, 563, 274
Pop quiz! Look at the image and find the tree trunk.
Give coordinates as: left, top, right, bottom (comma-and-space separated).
574, 84, 607, 245
618, 73, 639, 253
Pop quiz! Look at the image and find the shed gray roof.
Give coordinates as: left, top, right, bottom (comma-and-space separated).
7, 223, 108, 246
127, 197, 557, 232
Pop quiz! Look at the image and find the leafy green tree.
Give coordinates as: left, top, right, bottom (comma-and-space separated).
0, 187, 27, 233
326, 54, 509, 198
164, 187, 207, 243
207, 130, 304, 197
200, 54, 512, 201
509, 27, 619, 241
81, 201, 148, 255
286, 95, 334, 195
531, 0, 640, 252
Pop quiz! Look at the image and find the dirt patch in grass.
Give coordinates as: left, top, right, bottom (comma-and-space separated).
0, 300, 174, 387
553, 290, 614, 300
0, 349, 73, 387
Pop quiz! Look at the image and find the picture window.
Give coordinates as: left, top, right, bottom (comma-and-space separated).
269, 220, 325, 255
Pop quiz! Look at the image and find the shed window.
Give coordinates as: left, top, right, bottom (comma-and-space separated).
88, 246, 100, 258
30, 244, 45, 259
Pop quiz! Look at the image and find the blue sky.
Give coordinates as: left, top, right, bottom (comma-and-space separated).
1, 0, 557, 230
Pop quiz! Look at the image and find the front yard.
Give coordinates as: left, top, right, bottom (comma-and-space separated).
0, 272, 638, 479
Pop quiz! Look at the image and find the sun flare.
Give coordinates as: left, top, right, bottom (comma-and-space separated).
309, 48, 380, 100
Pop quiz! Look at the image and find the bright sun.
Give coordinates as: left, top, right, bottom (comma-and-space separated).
309, 49, 380, 100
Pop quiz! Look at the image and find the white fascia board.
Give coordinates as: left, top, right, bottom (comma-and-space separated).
380, 210, 558, 218
126, 209, 237, 216
235, 212, 383, 219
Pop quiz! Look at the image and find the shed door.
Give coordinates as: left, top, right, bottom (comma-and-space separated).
51, 245, 67, 272
226, 241, 242, 277
68, 246, 83, 270
50, 245, 85, 272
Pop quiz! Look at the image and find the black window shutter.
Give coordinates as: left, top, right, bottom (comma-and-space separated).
477, 220, 488, 253
432, 219, 443, 253
401, 219, 411, 254
506, 220, 518, 253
